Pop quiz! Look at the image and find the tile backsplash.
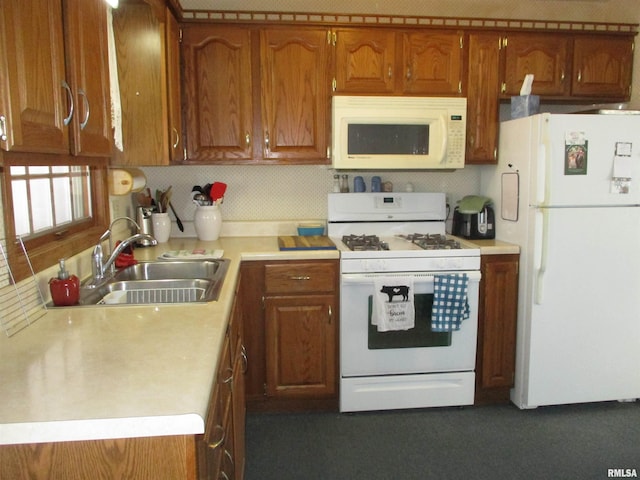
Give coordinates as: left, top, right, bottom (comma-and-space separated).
135, 164, 483, 228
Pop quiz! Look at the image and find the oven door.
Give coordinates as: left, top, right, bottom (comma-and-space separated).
340, 271, 480, 377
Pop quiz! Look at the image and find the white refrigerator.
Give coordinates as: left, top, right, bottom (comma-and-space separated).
481, 112, 640, 409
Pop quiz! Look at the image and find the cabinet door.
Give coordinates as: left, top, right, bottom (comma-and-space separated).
572, 36, 633, 99
334, 29, 396, 93
478, 255, 518, 390
264, 294, 337, 398
112, 3, 168, 165
402, 31, 463, 95
182, 25, 253, 162
466, 33, 501, 165
502, 33, 570, 97
260, 28, 330, 162
64, 0, 112, 156
0, 0, 69, 153
166, 9, 184, 163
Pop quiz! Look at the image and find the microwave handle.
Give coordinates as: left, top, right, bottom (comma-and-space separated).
439, 114, 447, 164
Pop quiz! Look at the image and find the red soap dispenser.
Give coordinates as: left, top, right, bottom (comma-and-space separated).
49, 258, 80, 306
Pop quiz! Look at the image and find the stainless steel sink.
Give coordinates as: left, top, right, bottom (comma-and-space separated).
65, 259, 230, 306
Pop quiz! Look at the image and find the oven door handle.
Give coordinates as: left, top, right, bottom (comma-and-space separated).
341, 271, 481, 284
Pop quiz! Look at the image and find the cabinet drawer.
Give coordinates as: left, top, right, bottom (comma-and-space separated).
265, 263, 336, 294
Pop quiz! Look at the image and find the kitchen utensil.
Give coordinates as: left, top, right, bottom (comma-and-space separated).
210, 182, 227, 203
169, 201, 184, 232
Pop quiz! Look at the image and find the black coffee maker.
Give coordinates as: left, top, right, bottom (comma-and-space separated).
452, 195, 496, 240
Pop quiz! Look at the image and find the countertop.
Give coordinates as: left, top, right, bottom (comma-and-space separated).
0, 234, 514, 446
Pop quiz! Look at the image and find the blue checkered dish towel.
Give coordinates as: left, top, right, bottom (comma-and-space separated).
431, 273, 470, 332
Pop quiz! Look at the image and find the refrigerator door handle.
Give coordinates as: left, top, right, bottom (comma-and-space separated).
534, 208, 549, 305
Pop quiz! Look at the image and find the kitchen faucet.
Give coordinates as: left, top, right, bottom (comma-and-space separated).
89, 217, 157, 285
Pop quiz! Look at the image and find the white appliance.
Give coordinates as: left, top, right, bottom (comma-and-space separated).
481, 112, 640, 409
327, 192, 481, 412
331, 96, 467, 170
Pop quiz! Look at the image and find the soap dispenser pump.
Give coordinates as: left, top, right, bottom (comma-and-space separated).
49, 258, 80, 306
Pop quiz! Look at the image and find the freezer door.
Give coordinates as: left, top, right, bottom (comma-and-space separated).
513, 205, 640, 408
535, 114, 640, 206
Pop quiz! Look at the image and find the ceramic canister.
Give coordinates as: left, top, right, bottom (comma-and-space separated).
194, 205, 222, 241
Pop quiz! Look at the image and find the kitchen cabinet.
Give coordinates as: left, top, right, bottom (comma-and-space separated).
241, 260, 339, 411
502, 33, 571, 97
112, 0, 183, 166
465, 32, 501, 165
182, 25, 254, 162
475, 254, 519, 405
333, 29, 464, 95
0, 0, 111, 156
260, 28, 331, 162
571, 35, 634, 99
182, 25, 331, 164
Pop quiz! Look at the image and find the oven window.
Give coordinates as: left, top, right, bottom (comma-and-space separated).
348, 124, 429, 155
367, 293, 451, 349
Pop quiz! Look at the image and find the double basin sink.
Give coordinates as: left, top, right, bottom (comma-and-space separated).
72, 259, 230, 306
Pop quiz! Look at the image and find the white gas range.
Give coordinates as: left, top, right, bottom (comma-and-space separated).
327, 192, 481, 412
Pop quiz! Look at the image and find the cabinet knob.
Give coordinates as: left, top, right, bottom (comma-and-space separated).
173, 128, 180, 149
245, 132, 250, 148
406, 66, 411, 80
577, 70, 582, 83
388, 65, 393, 79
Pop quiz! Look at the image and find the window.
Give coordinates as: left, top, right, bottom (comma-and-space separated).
10, 166, 92, 238
1, 156, 109, 282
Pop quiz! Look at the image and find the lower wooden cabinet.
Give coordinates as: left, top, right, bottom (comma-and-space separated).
475, 254, 519, 405
241, 259, 339, 411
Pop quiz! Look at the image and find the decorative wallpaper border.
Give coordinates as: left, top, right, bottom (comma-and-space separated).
180, 10, 638, 33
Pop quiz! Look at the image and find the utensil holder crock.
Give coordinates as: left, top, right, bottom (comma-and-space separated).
151, 212, 171, 243
194, 205, 222, 241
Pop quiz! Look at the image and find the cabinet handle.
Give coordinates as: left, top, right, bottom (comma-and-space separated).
220, 473, 230, 480
172, 128, 180, 149
406, 66, 411, 80
61, 80, 74, 126
78, 89, 89, 130
245, 132, 250, 148
223, 367, 233, 385
241, 344, 248, 373
289, 276, 310, 281
207, 424, 225, 450
264, 130, 270, 152
560, 70, 565, 82
224, 449, 235, 470
500, 82, 506, 94
388, 65, 393, 79
458, 80, 462, 94
577, 70, 582, 83
0, 115, 6, 142
328, 305, 332, 324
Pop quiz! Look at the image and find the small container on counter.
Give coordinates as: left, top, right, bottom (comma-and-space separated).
340, 174, 349, 193
194, 204, 222, 241
371, 176, 381, 192
354, 176, 365, 192
49, 258, 79, 306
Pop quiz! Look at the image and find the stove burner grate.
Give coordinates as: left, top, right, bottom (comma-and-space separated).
398, 233, 461, 250
342, 234, 389, 251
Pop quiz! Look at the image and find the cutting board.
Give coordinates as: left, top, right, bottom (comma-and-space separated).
278, 235, 337, 251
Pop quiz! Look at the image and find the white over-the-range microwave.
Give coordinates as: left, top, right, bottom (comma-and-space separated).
331, 95, 467, 170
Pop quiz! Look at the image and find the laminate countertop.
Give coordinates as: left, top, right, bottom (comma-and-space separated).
0, 236, 338, 446
0, 235, 515, 446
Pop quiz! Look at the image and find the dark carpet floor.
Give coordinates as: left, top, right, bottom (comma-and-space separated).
245, 401, 640, 480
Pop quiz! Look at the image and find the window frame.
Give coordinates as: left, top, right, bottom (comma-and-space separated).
1, 152, 110, 282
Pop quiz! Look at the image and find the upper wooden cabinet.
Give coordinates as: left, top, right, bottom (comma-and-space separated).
502, 33, 571, 97
333, 29, 396, 93
0, 0, 111, 156
260, 28, 331, 162
182, 25, 331, 164
182, 25, 254, 162
111, 0, 182, 166
333, 29, 464, 95
466, 32, 501, 165
572, 36, 634, 99
500, 33, 633, 100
